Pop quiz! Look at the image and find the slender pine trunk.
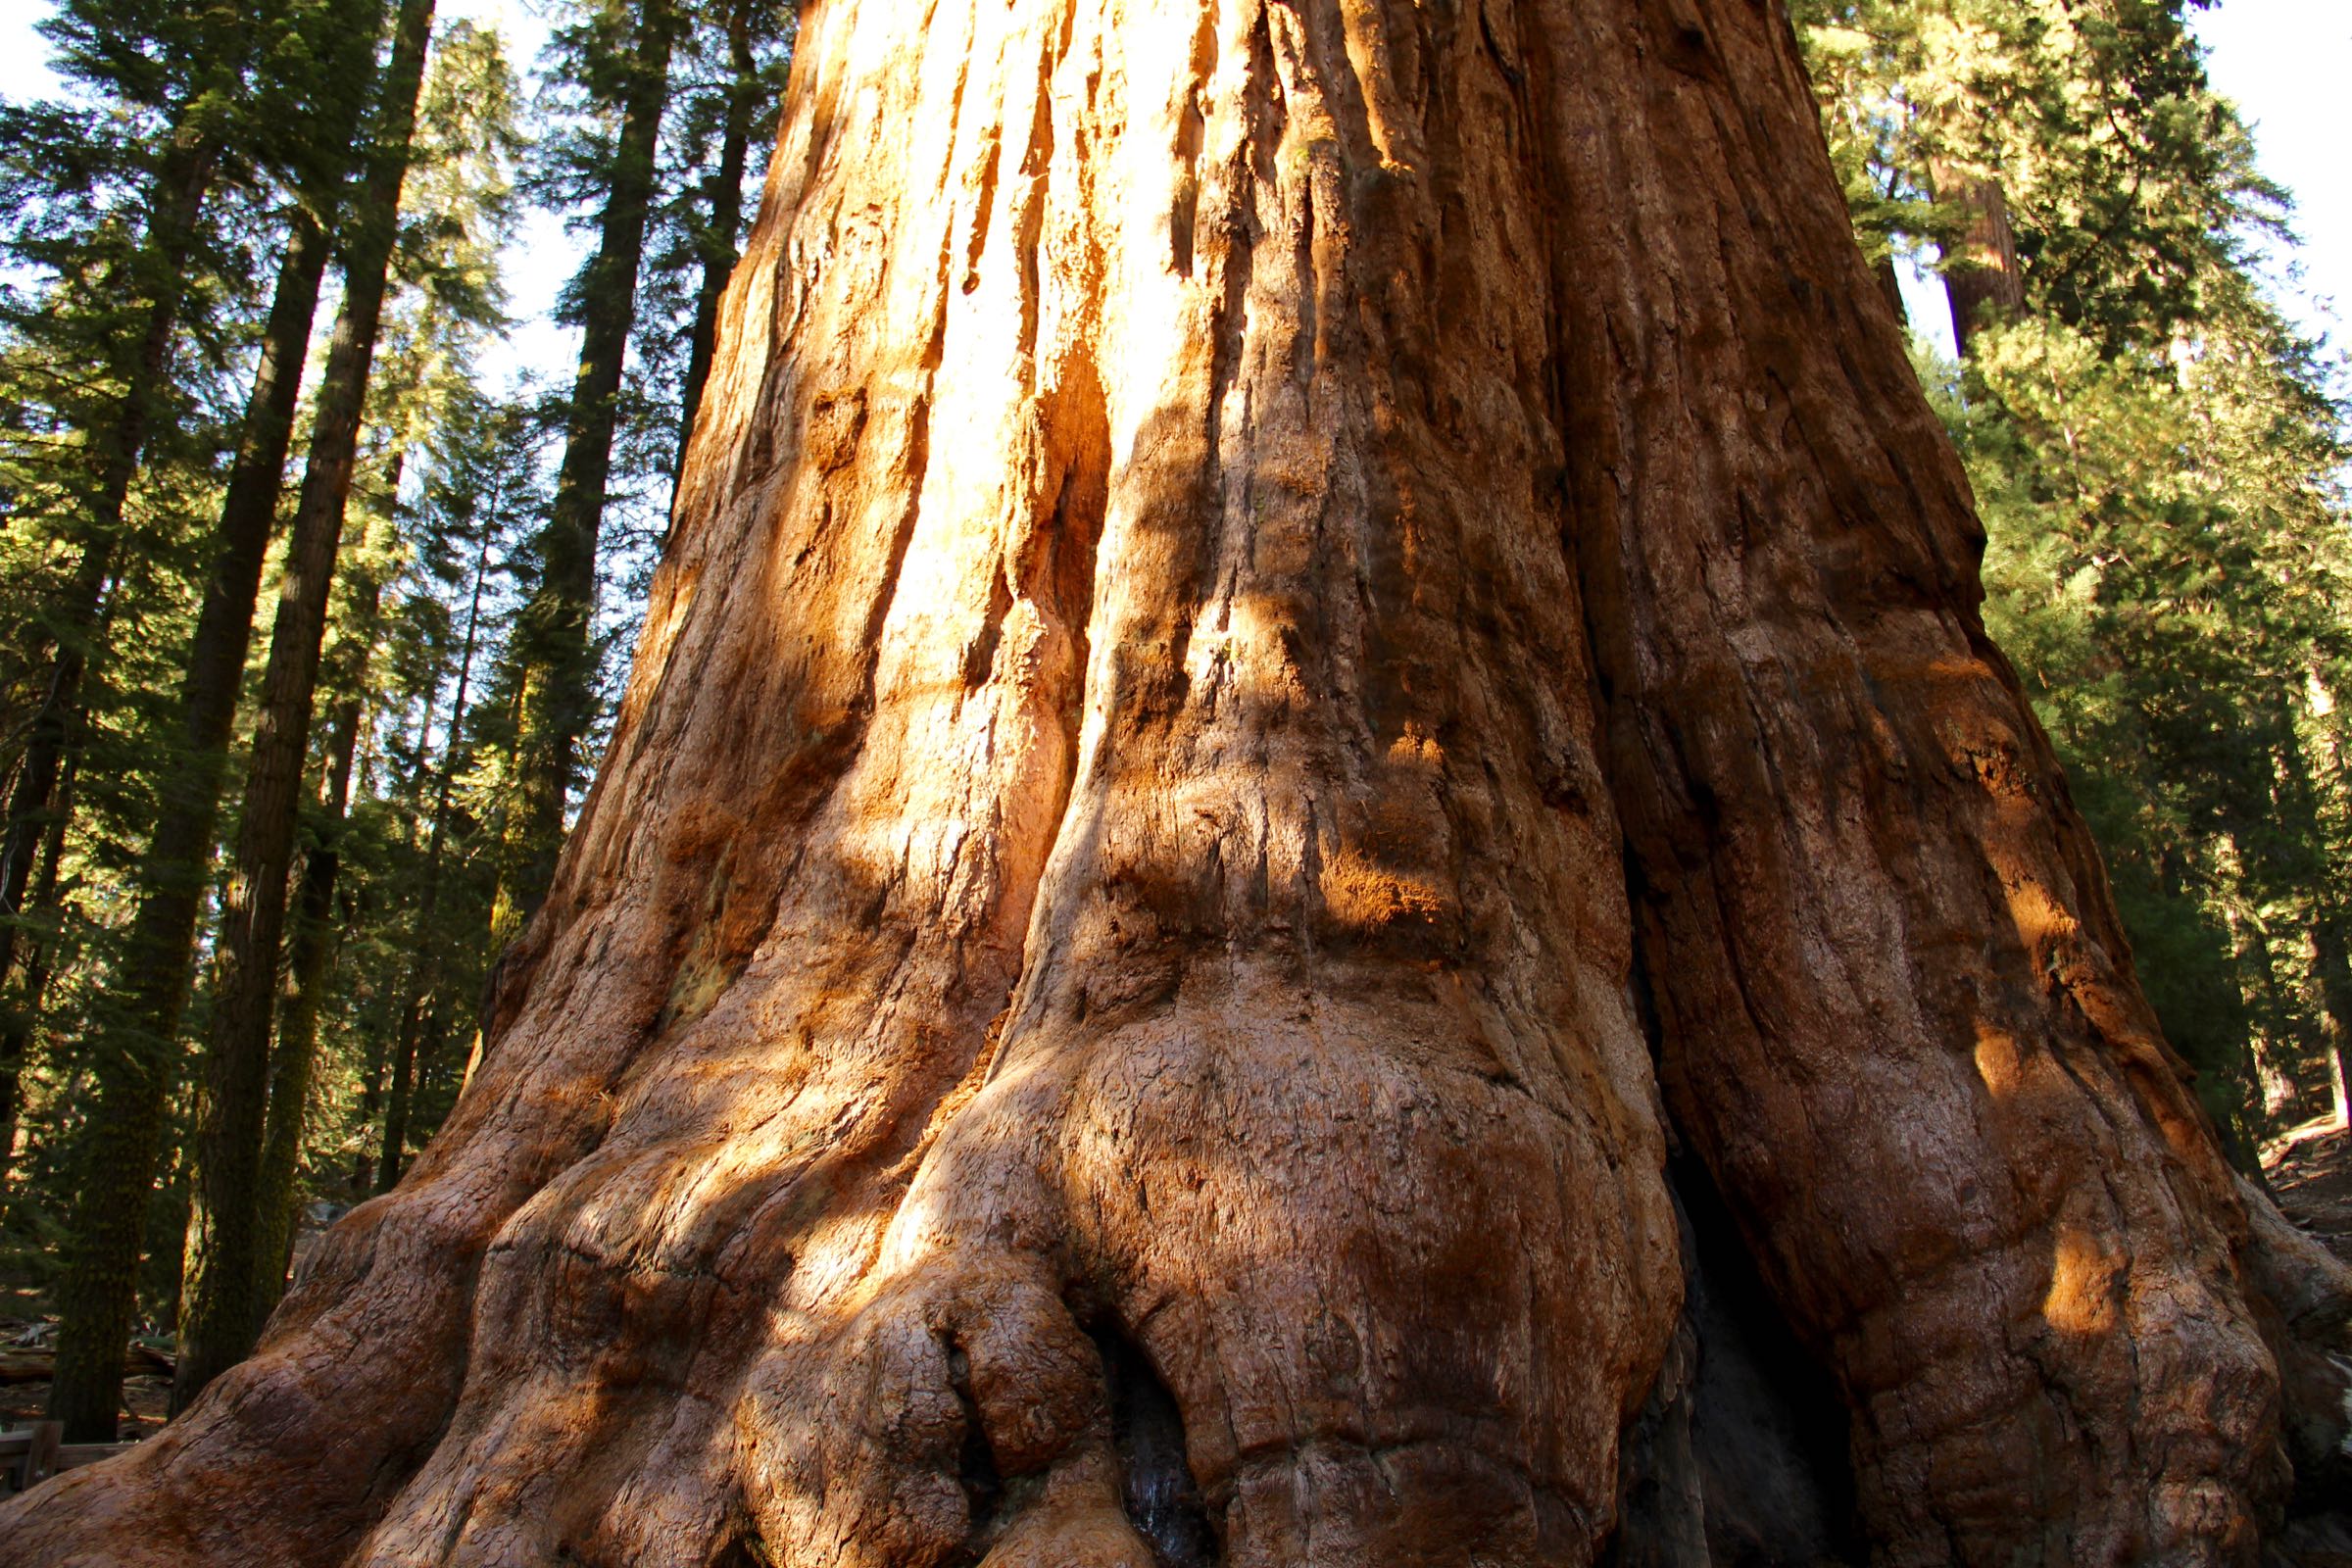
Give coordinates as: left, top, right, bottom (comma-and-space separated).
0, 760, 74, 1199
2243, 713, 2352, 1130
252, 453, 411, 1304
1930, 164, 2026, 360
41, 99, 250, 1447
348, 1031, 392, 1202
672, 1, 760, 491
255, 431, 448, 1292
0, 545, 106, 978
83, 35, 380, 1264
2305, 904, 2352, 1131
507, 0, 683, 924
171, 0, 440, 1413
372, 1007, 421, 1196
67, 211, 338, 1224
253, 688, 364, 1303
369, 516, 493, 1198
2230, 909, 2313, 1128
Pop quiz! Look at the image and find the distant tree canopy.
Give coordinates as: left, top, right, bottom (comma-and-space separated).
0, 0, 790, 1435
1797, 0, 2352, 1156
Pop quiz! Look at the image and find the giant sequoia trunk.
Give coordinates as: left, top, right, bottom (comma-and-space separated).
3, 0, 2343, 1562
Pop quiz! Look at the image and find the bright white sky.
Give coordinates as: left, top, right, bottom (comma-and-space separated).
445, 0, 581, 396
0, 0, 2343, 394
2193, 0, 2351, 351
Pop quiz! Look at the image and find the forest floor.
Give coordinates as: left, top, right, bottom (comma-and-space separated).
0, 1323, 171, 1441
2266, 1118, 2352, 1265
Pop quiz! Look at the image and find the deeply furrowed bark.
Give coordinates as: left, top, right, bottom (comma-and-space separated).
0, 0, 2325, 1563
1541, 18, 2278, 1556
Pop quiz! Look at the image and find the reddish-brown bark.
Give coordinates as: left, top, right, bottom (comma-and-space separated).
1928, 166, 2026, 359
1, 0, 2338, 1562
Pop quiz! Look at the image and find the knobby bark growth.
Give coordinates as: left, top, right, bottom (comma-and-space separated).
6, 0, 2345, 1562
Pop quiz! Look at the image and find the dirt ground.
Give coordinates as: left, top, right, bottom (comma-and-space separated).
2266, 1120, 2352, 1266
0, 1374, 170, 1441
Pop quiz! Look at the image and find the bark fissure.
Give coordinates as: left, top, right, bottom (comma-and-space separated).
1093, 1322, 1220, 1568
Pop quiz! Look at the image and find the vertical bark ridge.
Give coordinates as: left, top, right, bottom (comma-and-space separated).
1531, 2, 2278, 1562
848, 4, 1681, 1564
342, 0, 1126, 1555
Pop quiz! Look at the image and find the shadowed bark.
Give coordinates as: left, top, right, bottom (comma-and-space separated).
0, 0, 2337, 1562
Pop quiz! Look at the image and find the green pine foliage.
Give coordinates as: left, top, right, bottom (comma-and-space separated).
0, 0, 346, 1303
1799, 0, 2352, 1156
0, 2, 794, 1375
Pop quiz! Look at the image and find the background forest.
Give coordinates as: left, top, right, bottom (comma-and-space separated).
0, 0, 2339, 1438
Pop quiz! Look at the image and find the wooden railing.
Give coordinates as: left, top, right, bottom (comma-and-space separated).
0, 1423, 135, 1491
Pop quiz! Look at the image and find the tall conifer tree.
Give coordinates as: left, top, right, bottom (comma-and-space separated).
501, 0, 685, 934
168, 0, 442, 1412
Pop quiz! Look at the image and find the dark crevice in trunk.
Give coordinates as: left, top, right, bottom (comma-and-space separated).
1606, 1293, 1705, 1568
1670, 1150, 1863, 1567
1616, 854, 1861, 1565
1089, 1322, 1219, 1568
710, 1528, 776, 1568
945, 1341, 1006, 1548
